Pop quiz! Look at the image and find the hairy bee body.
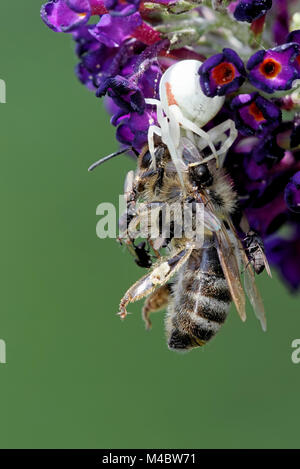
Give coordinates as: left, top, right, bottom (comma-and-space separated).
166, 237, 231, 350
118, 140, 267, 350
91, 133, 267, 350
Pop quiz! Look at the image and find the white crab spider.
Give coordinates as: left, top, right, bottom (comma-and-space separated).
145, 59, 238, 189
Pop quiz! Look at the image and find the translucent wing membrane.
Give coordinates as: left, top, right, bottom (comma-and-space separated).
123, 170, 135, 200
227, 220, 267, 331
244, 262, 267, 332
203, 209, 222, 233
181, 137, 203, 165
261, 251, 272, 278
214, 226, 247, 322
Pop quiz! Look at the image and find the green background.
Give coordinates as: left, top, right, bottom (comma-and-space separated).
0, 0, 299, 449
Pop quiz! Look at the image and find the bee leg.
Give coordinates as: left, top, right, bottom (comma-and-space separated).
118, 247, 193, 319
124, 237, 145, 266
148, 238, 161, 259
142, 284, 171, 330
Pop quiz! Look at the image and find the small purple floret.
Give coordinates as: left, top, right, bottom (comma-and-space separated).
198, 48, 246, 97
41, 0, 91, 32
247, 43, 300, 93
231, 93, 282, 136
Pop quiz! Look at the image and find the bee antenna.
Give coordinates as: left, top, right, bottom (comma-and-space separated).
88, 147, 138, 172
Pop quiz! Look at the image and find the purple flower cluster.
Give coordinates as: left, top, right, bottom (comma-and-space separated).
198, 42, 300, 98
41, 0, 204, 150
41, 0, 300, 291
196, 18, 300, 289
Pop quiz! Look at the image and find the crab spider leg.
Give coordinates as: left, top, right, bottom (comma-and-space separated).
147, 124, 162, 170
146, 98, 186, 191
196, 131, 226, 153
149, 99, 170, 144
163, 105, 180, 149
160, 127, 186, 192
169, 105, 219, 164
191, 154, 218, 166
186, 130, 196, 145
204, 119, 238, 167
146, 99, 167, 170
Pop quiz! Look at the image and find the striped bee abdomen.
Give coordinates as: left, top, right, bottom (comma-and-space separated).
165, 238, 231, 351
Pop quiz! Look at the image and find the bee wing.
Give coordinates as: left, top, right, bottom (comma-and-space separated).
228, 219, 267, 331
165, 137, 203, 173
203, 208, 222, 233
165, 159, 187, 174
124, 170, 135, 201
214, 226, 247, 322
261, 250, 272, 278
119, 247, 193, 318
243, 260, 267, 331
181, 137, 202, 164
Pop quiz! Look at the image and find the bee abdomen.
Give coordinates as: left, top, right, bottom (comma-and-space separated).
177, 279, 230, 344
181, 291, 230, 324
181, 273, 231, 321
166, 246, 231, 351
188, 294, 231, 342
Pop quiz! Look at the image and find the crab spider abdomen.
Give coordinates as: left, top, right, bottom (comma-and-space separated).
159, 60, 225, 128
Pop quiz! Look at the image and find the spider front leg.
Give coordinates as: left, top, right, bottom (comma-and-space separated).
146, 98, 186, 191
147, 124, 162, 170
169, 105, 219, 166
146, 98, 167, 170
205, 119, 238, 167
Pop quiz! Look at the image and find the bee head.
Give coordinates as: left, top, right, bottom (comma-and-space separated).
189, 163, 214, 188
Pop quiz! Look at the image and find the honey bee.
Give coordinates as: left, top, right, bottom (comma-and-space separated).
117, 138, 268, 350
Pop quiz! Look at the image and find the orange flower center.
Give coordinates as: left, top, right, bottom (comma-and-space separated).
212, 62, 236, 85
249, 102, 265, 122
259, 58, 282, 78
